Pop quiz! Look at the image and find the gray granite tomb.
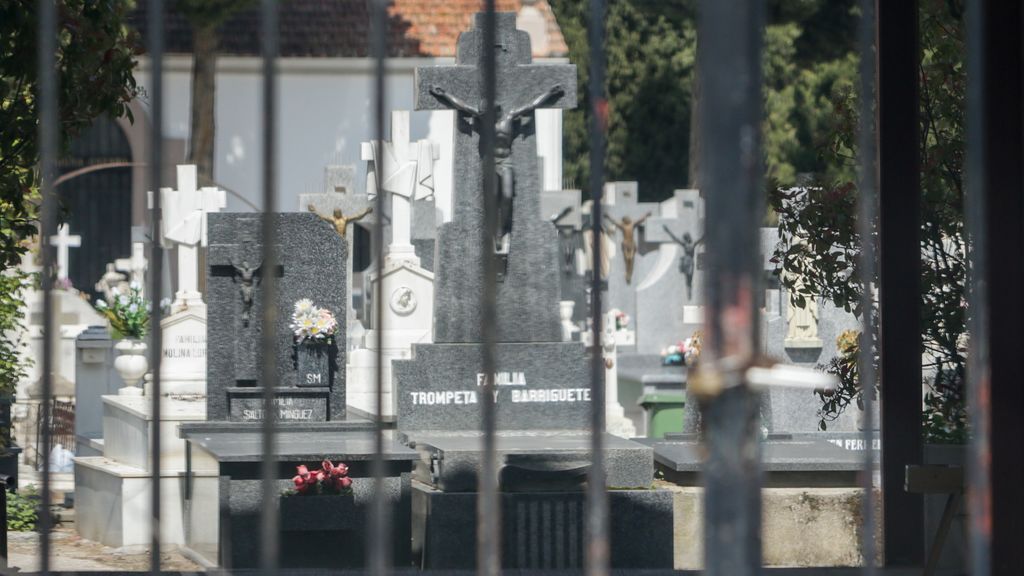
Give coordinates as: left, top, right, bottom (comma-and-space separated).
396, 13, 672, 569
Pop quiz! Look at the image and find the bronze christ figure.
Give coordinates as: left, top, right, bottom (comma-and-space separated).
429, 84, 565, 254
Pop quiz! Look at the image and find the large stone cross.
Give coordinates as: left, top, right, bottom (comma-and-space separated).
48, 224, 81, 281
414, 11, 576, 235
414, 12, 577, 343
114, 242, 148, 291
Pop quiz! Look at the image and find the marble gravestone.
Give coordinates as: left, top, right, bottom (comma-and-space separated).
397, 14, 671, 570
599, 182, 660, 353
635, 188, 705, 354
205, 213, 347, 422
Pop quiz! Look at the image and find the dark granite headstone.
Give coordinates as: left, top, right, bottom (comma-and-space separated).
206, 213, 347, 421
414, 12, 577, 343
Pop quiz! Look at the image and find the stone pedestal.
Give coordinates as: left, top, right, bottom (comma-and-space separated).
347, 258, 433, 420
153, 306, 208, 396
73, 395, 210, 548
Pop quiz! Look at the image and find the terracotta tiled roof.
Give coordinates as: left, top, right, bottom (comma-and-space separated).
132, 0, 567, 58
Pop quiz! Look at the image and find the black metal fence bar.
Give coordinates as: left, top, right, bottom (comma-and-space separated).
259, 0, 281, 572
964, 0, 991, 574
585, 0, 609, 575
477, 3, 501, 575
36, 0, 59, 572
856, 0, 878, 572
369, 0, 389, 573
877, 1, 925, 565
696, 0, 764, 574
146, 0, 165, 572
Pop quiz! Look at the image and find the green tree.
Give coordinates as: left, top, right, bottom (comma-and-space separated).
0, 0, 139, 395
771, 0, 967, 442
549, 0, 858, 199
176, 0, 256, 183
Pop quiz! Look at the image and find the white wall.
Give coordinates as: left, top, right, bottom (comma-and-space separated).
136, 55, 564, 222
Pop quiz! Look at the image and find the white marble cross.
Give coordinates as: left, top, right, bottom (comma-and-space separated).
48, 224, 81, 281
361, 110, 439, 264
115, 242, 148, 288
153, 165, 226, 311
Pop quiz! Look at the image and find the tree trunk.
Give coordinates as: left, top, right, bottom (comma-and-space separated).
688, 33, 702, 189
189, 25, 218, 183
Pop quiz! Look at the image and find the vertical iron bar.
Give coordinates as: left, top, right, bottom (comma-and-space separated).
877, 0, 924, 564
855, 0, 878, 571
259, 0, 280, 572
696, 0, 764, 574
964, 1, 991, 574
369, 0, 389, 574
478, 2, 501, 575
147, 0, 165, 572
36, 0, 58, 572
584, 0, 609, 575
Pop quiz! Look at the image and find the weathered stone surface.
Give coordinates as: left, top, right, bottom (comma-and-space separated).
662, 483, 882, 569
206, 213, 347, 421
415, 12, 577, 343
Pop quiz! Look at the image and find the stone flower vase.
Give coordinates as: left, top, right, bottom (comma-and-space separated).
296, 339, 333, 388
114, 339, 148, 396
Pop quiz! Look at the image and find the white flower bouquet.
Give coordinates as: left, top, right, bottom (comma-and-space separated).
290, 299, 338, 343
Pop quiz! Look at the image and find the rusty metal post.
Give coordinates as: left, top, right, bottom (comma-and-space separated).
691, 1, 765, 574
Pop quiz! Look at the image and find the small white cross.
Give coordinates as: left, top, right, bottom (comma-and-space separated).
48, 224, 81, 281
115, 241, 148, 288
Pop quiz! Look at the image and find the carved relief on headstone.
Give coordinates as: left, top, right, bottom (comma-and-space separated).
783, 269, 823, 349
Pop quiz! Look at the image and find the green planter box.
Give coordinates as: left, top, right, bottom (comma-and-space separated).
638, 393, 686, 439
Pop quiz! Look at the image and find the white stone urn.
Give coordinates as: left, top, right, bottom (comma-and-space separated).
114, 339, 148, 396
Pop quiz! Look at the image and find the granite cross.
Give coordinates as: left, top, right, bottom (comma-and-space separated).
48, 224, 81, 281
207, 216, 284, 383
414, 12, 576, 342
644, 189, 705, 300
414, 12, 576, 255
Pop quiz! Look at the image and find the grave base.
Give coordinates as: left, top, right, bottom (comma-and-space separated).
180, 423, 419, 569
73, 395, 210, 548
648, 435, 865, 488
74, 456, 218, 548
412, 481, 674, 569
404, 431, 654, 492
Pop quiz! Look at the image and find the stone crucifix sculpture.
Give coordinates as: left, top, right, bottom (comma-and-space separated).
605, 212, 651, 285
428, 83, 565, 254
662, 226, 704, 299
413, 12, 577, 342
308, 205, 373, 237
229, 258, 262, 327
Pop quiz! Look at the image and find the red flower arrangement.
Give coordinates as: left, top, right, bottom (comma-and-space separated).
291, 459, 353, 495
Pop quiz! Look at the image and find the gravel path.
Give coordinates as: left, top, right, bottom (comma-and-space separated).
4, 525, 204, 572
